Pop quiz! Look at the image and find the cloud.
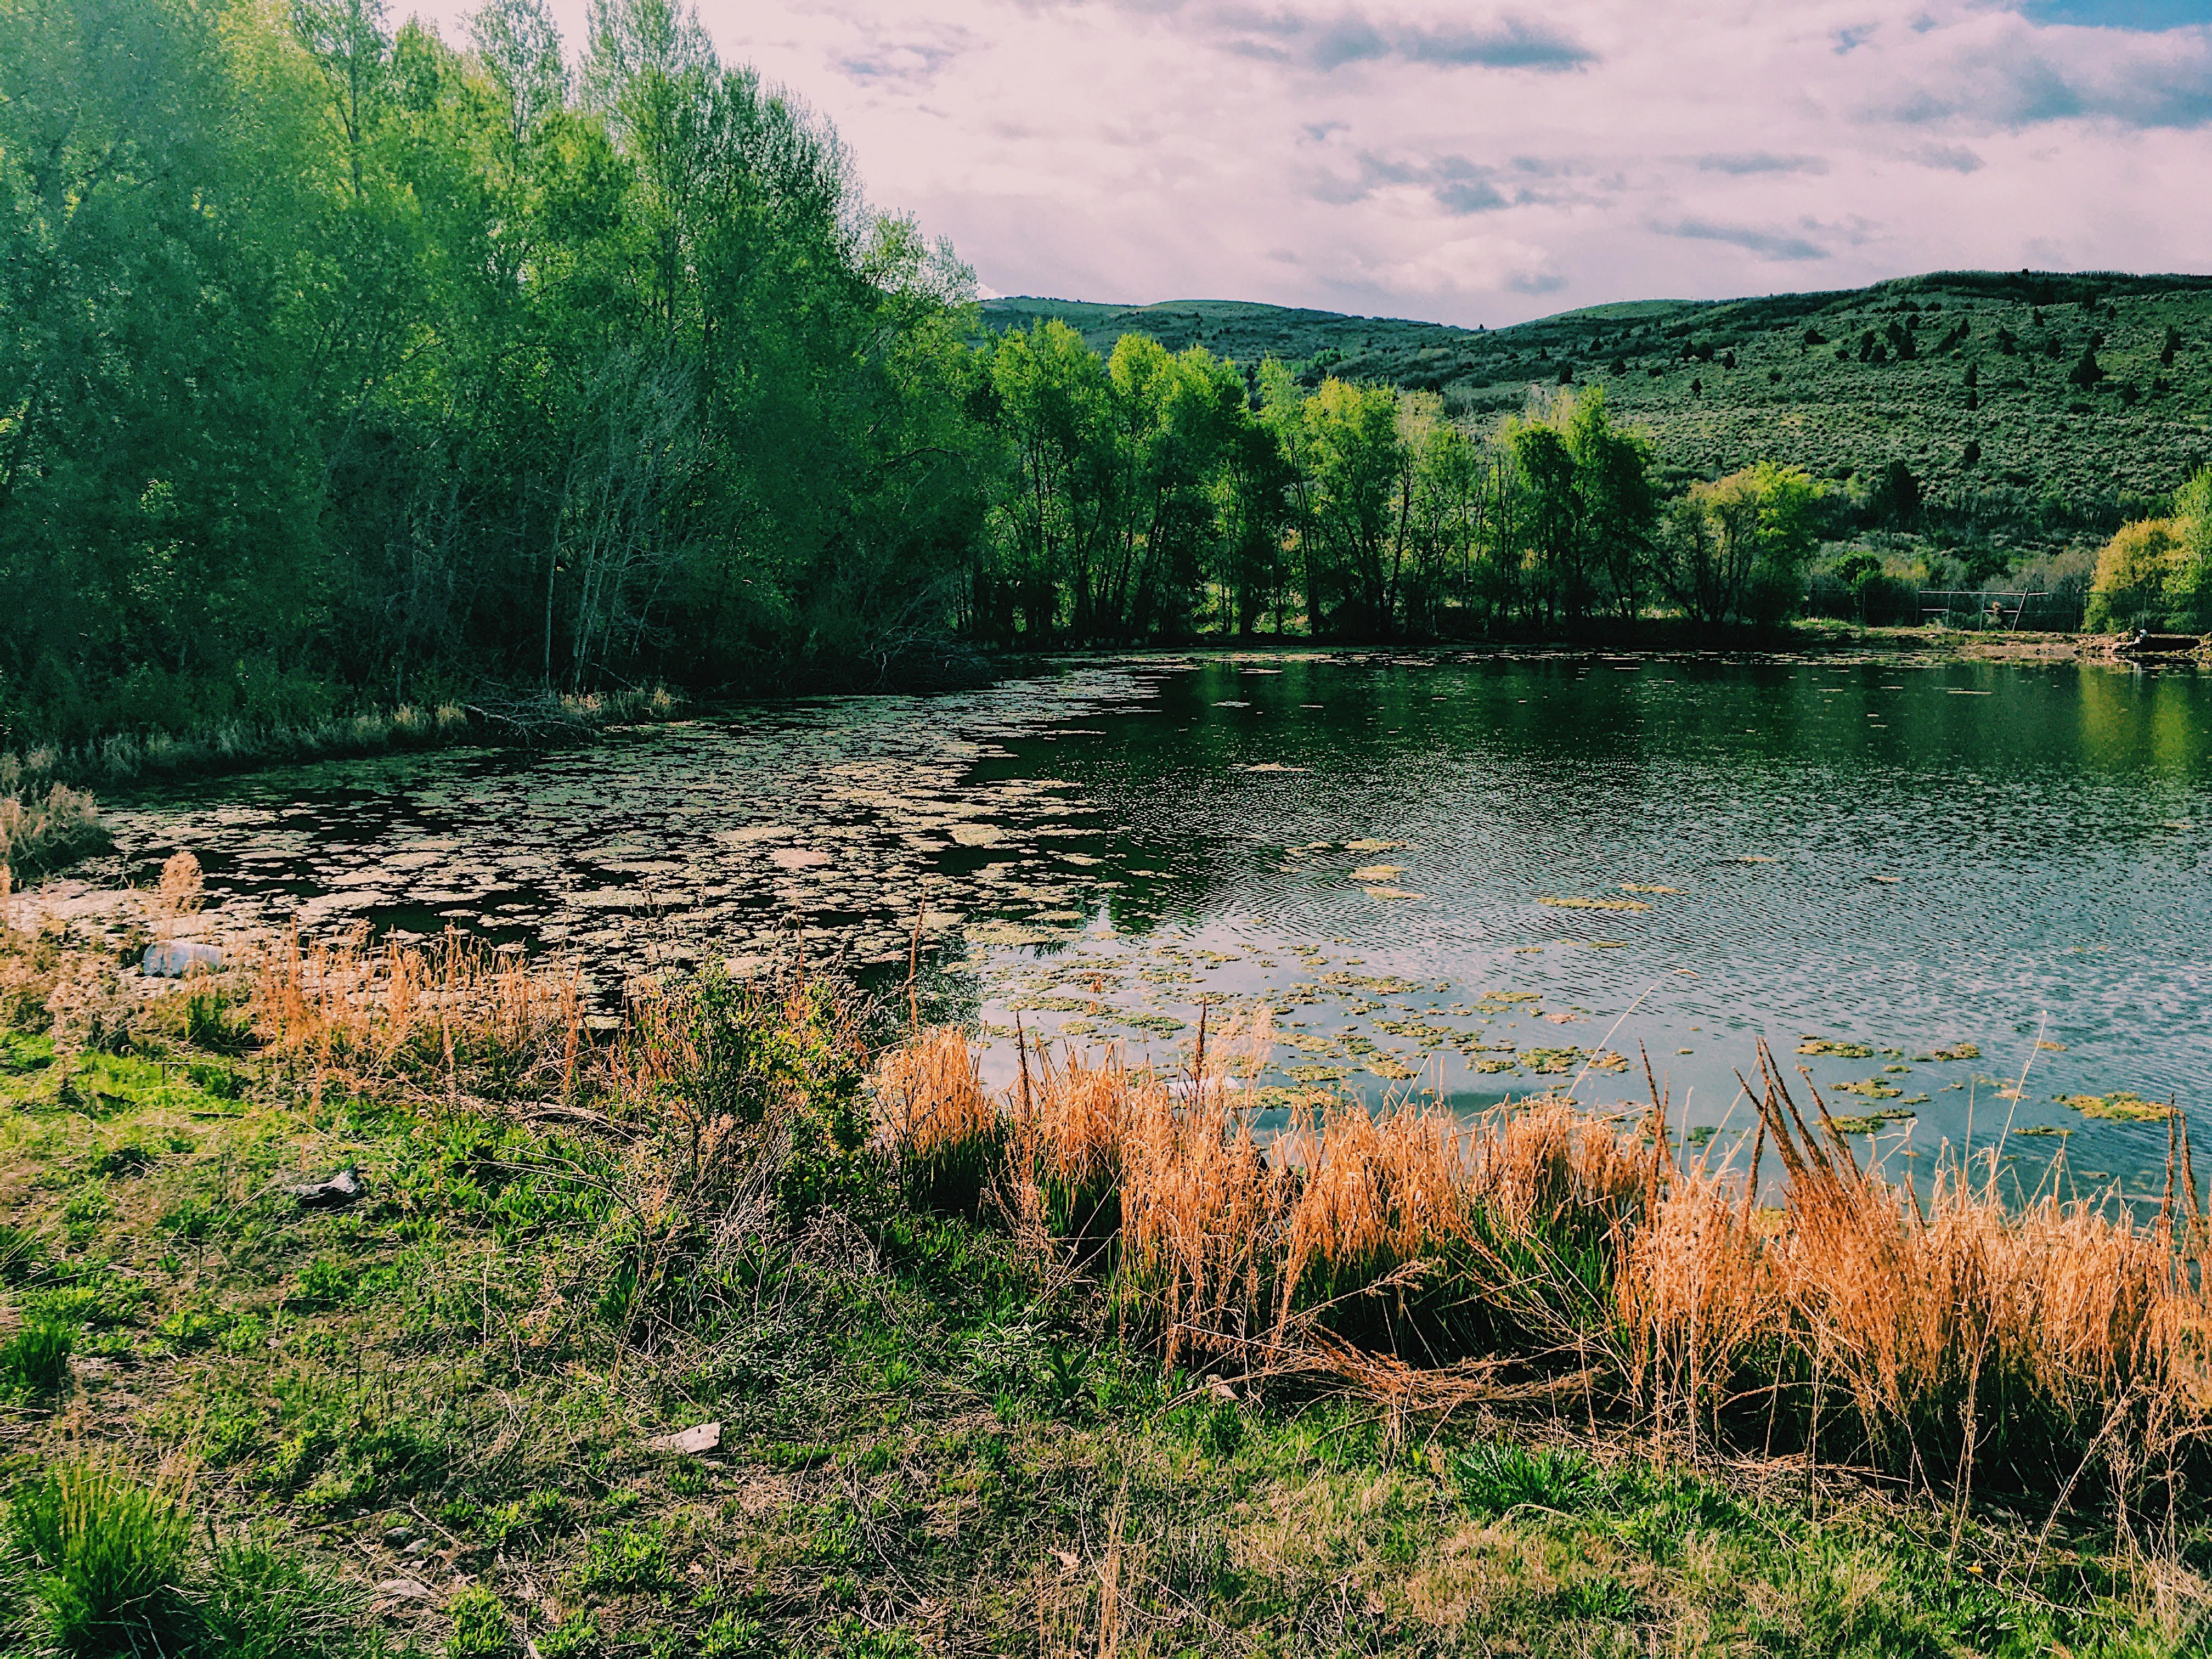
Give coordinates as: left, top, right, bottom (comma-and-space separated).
1695, 151, 1831, 174
400, 0, 2212, 328
1906, 142, 1986, 170
1267, 9, 1596, 72
1657, 218, 1832, 261
1872, 15, 2212, 129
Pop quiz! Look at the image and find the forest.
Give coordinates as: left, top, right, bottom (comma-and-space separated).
4, 0, 2209, 752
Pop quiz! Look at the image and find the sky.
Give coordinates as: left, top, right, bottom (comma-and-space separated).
416, 0, 2212, 327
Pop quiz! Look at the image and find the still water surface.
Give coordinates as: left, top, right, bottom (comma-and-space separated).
109, 652, 2211, 1197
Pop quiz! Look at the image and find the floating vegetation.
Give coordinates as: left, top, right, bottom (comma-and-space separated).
1344, 838, 1406, 852
1286, 1064, 1347, 1083
1473, 1056, 1520, 1073
1797, 1037, 1875, 1058
1620, 884, 1679, 894
2014, 1125, 2071, 1137
769, 846, 831, 870
1348, 864, 1403, 881
1322, 972, 1424, 995
1362, 886, 1420, 900
1366, 1057, 1417, 1081
1730, 855, 1778, 863
2059, 1092, 2170, 1122
1376, 1019, 1459, 1043
1235, 762, 1307, 772
1835, 1078, 1905, 1099
1587, 1051, 1630, 1073
1685, 1124, 1718, 1147
1480, 990, 1542, 1005
1882, 1064, 1910, 1074
1522, 1047, 1582, 1074
1923, 1043, 1980, 1062
1538, 894, 1651, 912
1121, 1013, 1187, 1036
2037, 1041, 2068, 1052
950, 824, 1007, 848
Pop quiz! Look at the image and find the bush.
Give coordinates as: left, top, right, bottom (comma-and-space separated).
8, 1459, 190, 1656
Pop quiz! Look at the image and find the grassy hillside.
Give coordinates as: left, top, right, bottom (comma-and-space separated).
983, 272, 2212, 518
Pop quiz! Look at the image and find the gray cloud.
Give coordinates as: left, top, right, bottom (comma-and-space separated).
1695, 150, 1830, 174
1656, 218, 1831, 260
1224, 7, 1595, 72
1877, 25, 2212, 129
1907, 142, 1985, 171
1508, 269, 1569, 293
1323, 149, 1585, 214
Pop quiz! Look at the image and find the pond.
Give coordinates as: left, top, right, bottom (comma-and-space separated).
104, 650, 2212, 1201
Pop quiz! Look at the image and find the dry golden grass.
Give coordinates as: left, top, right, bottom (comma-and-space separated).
253, 926, 585, 1106
875, 1021, 2212, 1499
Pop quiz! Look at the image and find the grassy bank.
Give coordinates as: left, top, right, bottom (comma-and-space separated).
3, 917, 2209, 1656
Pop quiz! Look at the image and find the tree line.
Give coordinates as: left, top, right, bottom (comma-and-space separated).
1, 0, 1823, 744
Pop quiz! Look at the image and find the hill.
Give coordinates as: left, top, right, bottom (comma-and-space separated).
981, 272, 2212, 518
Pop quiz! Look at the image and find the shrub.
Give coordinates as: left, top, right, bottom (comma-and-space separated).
2084, 517, 2180, 630
8, 1459, 190, 1656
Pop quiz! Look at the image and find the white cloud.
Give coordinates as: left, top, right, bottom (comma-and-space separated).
402, 0, 2212, 325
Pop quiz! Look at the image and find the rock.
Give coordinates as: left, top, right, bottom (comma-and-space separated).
402, 1537, 432, 1557
646, 1421, 722, 1455
143, 941, 222, 977
289, 1168, 363, 1208
373, 1577, 435, 1603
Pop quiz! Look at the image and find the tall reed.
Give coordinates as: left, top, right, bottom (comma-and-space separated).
873, 1022, 2212, 1505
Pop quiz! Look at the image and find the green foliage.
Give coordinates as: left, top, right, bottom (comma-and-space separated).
1, 1317, 74, 1395
2085, 472, 2212, 630
195, 1537, 369, 1659
444, 1584, 515, 1659
9, 1459, 190, 1656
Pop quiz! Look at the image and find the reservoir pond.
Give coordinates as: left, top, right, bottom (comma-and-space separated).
105, 653, 2212, 1201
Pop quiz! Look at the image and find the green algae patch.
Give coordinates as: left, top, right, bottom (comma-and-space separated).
1835, 1078, 1905, 1100
1798, 1037, 1875, 1058
2059, 1092, 2170, 1122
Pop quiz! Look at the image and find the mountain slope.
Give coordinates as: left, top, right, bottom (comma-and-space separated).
981, 273, 2212, 514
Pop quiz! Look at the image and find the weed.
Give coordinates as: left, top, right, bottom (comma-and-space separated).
445, 1584, 514, 1659
535, 1613, 603, 1658
1, 1317, 75, 1396
8, 1458, 190, 1656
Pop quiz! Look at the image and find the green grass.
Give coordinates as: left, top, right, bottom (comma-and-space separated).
2, 942, 2209, 1655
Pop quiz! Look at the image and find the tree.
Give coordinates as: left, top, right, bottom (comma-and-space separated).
1655, 463, 1822, 624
